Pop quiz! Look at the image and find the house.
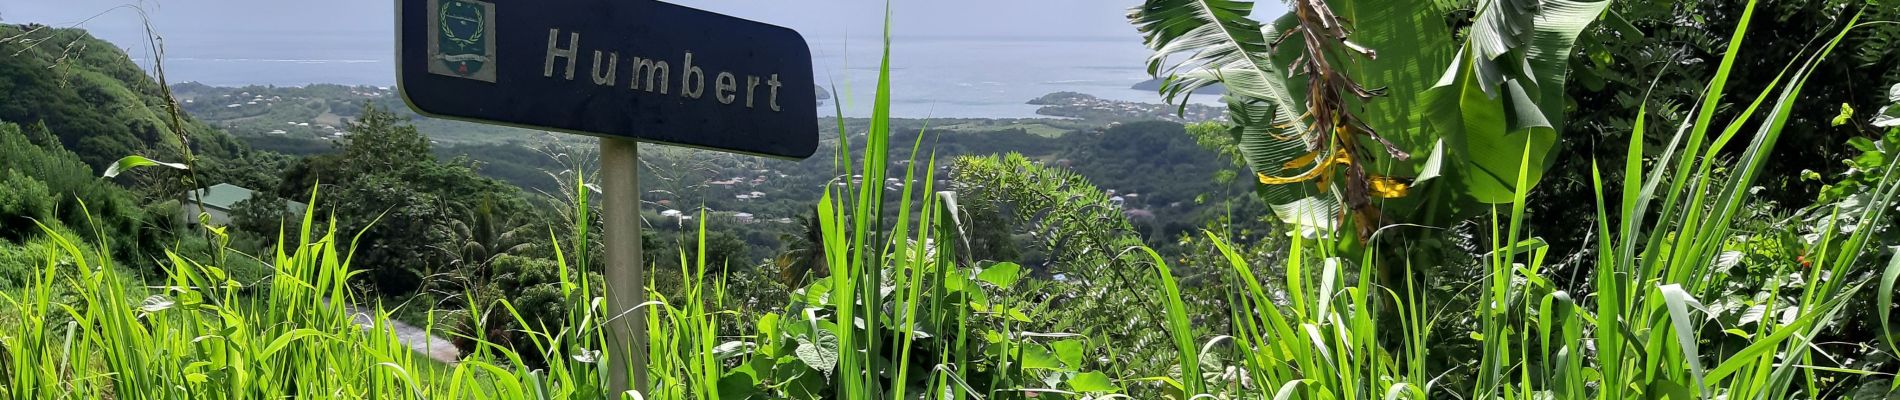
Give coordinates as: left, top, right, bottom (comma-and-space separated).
732, 212, 756, 224
181, 184, 307, 227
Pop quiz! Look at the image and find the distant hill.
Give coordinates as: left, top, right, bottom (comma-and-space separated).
1131, 78, 1225, 96
1028, 92, 1223, 123
177, 81, 841, 147
0, 24, 245, 170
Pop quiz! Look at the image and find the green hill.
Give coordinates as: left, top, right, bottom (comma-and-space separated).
0, 23, 245, 170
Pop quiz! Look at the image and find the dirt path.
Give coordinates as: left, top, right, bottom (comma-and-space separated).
344, 305, 461, 364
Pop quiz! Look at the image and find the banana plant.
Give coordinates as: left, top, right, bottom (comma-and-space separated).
1131, 0, 1609, 235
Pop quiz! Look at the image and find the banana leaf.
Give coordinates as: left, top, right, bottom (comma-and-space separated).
1133, 0, 1609, 229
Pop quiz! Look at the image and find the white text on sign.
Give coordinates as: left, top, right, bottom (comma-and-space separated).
542, 28, 786, 111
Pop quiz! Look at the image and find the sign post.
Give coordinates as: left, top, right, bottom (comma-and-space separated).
597, 137, 645, 395
397, 0, 818, 397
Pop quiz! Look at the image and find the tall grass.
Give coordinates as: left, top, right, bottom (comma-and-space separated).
4, 3, 1900, 400
1148, 5, 1900, 399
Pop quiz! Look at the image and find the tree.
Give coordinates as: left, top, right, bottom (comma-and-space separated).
283, 104, 532, 295
229, 195, 289, 238
339, 106, 435, 176
1131, 0, 1606, 240
330, 174, 446, 294
773, 208, 827, 288
1129, 0, 1609, 388
433, 196, 541, 278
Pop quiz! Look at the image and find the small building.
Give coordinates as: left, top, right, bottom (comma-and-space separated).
182, 183, 307, 227
732, 212, 756, 224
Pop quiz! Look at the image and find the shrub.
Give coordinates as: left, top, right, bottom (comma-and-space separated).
440, 254, 601, 367
0, 170, 53, 240
0, 121, 151, 262
0, 222, 106, 300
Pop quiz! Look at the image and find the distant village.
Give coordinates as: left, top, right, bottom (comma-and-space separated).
178, 85, 394, 140
654, 155, 1170, 229
1028, 92, 1223, 123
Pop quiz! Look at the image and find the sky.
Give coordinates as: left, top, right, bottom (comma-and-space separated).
1, 0, 1156, 46
0, 0, 1279, 117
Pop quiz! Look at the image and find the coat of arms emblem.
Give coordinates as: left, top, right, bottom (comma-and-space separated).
426, 0, 497, 82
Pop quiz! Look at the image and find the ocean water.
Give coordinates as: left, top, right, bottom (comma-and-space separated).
136, 30, 1215, 119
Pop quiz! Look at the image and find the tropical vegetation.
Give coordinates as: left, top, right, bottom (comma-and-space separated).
3, 0, 1900, 399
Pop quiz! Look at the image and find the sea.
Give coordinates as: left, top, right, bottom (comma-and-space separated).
134, 30, 1217, 119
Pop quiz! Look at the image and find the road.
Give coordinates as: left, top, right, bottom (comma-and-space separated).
344, 305, 462, 364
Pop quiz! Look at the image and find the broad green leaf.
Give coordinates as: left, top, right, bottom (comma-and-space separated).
716, 369, 762, 399
1051, 339, 1085, 369
1131, 0, 1332, 229
1469, 0, 1541, 61
1427, 0, 1609, 203
103, 155, 187, 178
1847, 136, 1879, 153
977, 261, 1022, 288
1414, 139, 1447, 184
793, 330, 839, 377
1021, 344, 1061, 370
1067, 371, 1118, 393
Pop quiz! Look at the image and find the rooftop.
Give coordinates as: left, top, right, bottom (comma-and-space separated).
187, 183, 308, 214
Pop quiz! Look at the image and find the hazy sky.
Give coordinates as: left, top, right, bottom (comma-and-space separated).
1, 0, 1169, 45
1, 0, 1279, 116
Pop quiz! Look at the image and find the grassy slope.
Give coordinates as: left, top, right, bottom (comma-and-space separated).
0, 24, 245, 170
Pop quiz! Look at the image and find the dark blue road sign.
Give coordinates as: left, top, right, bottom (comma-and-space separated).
397, 0, 819, 159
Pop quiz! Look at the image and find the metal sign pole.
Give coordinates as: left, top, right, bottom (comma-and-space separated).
600, 137, 647, 398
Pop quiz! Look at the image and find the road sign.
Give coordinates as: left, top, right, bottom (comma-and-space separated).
397, 1, 822, 397
397, 0, 821, 159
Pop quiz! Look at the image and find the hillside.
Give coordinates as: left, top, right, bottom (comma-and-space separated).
0, 24, 246, 170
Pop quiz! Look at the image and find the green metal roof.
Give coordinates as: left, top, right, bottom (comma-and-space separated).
191, 184, 253, 210
189, 183, 307, 213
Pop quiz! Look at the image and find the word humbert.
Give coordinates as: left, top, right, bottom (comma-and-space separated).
542, 28, 788, 112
